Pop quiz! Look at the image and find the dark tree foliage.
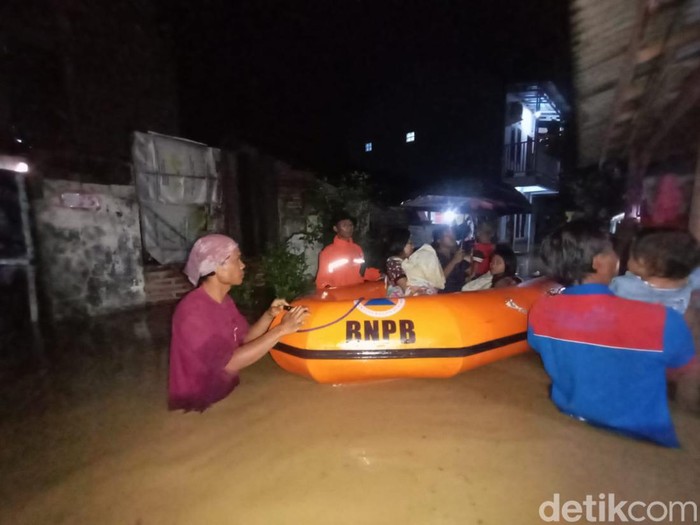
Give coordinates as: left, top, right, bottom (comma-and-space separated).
0, 0, 178, 182
560, 162, 626, 222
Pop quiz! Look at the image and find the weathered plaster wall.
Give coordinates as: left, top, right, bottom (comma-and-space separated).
276, 165, 323, 277
35, 180, 145, 319
276, 165, 319, 238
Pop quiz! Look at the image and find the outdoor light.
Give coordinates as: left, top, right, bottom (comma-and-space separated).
515, 185, 550, 193
521, 108, 533, 134
442, 209, 457, 223
0, 155, 30, 173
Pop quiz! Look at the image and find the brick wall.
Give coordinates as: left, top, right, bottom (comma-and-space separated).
143, 265, 192, 305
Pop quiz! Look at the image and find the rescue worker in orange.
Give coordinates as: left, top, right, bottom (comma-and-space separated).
315, 211, 382, 289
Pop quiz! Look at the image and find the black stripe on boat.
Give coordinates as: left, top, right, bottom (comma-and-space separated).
273, 332, 527, 360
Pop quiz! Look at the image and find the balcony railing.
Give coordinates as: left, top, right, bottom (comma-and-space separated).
503, 140, 560, 183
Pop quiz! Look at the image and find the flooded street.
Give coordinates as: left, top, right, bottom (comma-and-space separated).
1, 305, 699, 525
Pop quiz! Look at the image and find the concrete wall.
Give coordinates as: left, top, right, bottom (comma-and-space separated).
276, 164, 320, 239
276, 165, 323, 277
35, 180, 145, 319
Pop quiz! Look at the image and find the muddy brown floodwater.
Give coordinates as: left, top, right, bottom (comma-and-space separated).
1, 304, 699, 525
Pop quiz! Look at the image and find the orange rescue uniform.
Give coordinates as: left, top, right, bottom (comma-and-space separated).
315, 236, 380, 289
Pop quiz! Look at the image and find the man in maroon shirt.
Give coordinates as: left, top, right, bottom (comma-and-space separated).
169, 234, 309, 412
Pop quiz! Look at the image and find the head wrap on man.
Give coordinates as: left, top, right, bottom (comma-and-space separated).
184, 234, 239, 286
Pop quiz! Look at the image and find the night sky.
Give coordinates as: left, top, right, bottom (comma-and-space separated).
166, 1, 572, 181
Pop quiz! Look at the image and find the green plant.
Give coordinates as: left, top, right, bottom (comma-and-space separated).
301, 171, 374, 248
232, 171, 376, 308
560, 163, 626, 221
228, 272, 258, 310
261, 243, 313, 300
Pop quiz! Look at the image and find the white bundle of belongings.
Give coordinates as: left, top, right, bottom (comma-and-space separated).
402, 243, 446, 294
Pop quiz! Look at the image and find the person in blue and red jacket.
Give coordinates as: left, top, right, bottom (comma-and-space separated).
528, 219, 694, 447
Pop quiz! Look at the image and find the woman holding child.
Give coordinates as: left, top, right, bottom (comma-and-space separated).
384, 228, 445, 296
462, 244, 521, 291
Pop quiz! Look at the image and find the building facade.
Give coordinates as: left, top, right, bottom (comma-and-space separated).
500, 82, 569, 257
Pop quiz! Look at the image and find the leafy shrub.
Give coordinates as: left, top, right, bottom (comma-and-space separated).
261, 243, 313, 301
302, 171, 373, 248
228, 275, 257, 310
228, 256, 265, 315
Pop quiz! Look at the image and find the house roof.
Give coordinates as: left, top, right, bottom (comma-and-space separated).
508, 82, 571, 121
572, 0, 700, 168
401, 180, 532, 215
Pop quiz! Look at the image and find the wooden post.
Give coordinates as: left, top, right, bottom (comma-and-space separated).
15, 173, 38, 325
16, 172, 43, 357
689, 135, 700, 239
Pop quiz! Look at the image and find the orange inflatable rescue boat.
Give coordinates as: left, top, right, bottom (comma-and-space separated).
271, 278, 560, 383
